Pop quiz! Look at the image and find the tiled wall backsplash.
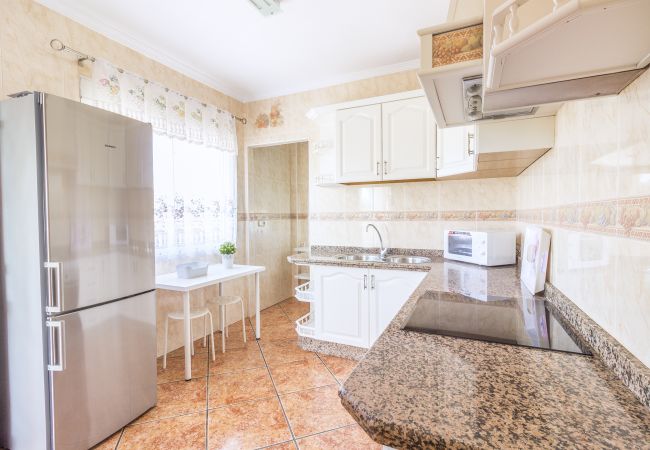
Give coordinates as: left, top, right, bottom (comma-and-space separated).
309, 178, 518, 249
517, 68, 650, 368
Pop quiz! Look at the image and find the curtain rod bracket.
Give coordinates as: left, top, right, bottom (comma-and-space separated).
50, 39, 96, 64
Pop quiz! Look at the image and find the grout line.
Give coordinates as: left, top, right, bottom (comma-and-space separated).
293, 423, 358, 442
129, 409, 208, 427
205, 394, 280, 413
256, 337, 298, 443
254, 438, 297, 450
314, 353, 341, 386
112, 427, 125, 450
275, 382, 340, 398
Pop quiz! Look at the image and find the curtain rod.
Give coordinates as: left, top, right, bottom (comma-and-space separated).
49, 38, 248, 125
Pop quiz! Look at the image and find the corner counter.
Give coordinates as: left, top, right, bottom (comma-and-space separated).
339, 259, 650, 448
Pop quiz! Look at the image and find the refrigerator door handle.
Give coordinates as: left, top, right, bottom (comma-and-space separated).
44, 261, 63, 313
46, 320, 65, 371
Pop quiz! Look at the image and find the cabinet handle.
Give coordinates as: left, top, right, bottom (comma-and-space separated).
467, 132, 475, 156
384, 161, 388, 175
363, 274, 368, 290
371, 275, 375, 289
376, 161, 380, 176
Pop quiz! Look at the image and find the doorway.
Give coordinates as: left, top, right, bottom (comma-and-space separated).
247, 141, 309, 310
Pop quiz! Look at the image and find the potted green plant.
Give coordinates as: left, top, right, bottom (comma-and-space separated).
219, 241, 236, 269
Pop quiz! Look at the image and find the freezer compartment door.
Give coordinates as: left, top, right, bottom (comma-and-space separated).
43, 94, 154, 312
48, 291, 156, 450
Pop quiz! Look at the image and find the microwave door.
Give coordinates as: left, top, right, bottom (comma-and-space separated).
449, 234, 473, 257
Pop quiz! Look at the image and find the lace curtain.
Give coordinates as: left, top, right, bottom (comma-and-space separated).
80, 59, 237, 273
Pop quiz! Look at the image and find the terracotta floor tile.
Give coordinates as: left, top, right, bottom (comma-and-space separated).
269, 356, 337, 394
280, 385, 356, 438
214, 320, 256, 350
259, 320, 299, 342
253, 304, 292, 327
278, 298, 310, 322
207, 397, 292, 449
260, 338, 315, 367
119, 413, 205, 450
134, 378, 207, 424
168, 338, 211, 358
209, 344, 265, 374
317, 355, 358, 384
208, 367, 276, 408
296, 424, 381, 449
90, 429, 122, 450
157, 352, 209, 384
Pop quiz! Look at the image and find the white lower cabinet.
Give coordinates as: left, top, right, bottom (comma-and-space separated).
368, 268, 425, 343
308, 265, 425, 348
313, 266, 369, 348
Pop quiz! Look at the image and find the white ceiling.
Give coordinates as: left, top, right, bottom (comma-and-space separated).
38, 0, 450, 102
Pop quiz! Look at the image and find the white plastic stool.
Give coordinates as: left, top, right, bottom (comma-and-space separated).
163, 307, 216, 369
208, 296, 246, 353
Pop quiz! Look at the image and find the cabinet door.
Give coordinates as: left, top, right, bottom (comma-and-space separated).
436, 124, 477, 177
369, 269, 426, 344
313, 266, 370, 348
381, 97, 436, 180
336, 104, 382, 183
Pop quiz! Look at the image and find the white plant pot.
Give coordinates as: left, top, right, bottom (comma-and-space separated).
221, 254, 234, 269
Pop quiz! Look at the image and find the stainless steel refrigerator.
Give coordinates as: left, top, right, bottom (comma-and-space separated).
0, 92, 157, 450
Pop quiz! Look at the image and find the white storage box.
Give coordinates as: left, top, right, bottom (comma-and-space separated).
176, 262, 208, 279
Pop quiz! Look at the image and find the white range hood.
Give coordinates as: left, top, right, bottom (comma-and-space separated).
483, 0, 650, 111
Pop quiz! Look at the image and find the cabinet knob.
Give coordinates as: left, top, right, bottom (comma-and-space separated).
376, 161, 380, 176
384, 161, 388, 175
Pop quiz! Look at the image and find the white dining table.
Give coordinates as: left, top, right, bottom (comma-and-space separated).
155, 264, 266, 380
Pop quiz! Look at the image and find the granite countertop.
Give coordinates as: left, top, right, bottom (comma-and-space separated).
287, 246, 439, 272
337, 258, 650, 449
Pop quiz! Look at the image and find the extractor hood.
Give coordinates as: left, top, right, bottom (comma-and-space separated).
482, 0, 650, 111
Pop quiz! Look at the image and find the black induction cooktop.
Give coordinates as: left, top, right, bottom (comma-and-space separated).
403, 290, 591, 355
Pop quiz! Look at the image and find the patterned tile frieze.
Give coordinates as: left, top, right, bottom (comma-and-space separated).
238, 212, 308, 221
309, 210, 516, 222
518, 195, 650, 240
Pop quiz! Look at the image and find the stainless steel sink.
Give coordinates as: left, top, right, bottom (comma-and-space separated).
386, 255, 432, 264
336, 254, 384, 262
335, 254, 431, 264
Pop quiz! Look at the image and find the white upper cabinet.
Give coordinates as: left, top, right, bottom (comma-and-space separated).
436, 124, 477, 178
381, 97, 436, 181
335, 93, 436, 183
336, 104, 382, 183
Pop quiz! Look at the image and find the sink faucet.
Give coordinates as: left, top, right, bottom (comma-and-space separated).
366, 224, 388, 261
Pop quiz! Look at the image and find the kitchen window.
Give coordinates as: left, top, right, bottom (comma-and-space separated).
79, 59, 238, 273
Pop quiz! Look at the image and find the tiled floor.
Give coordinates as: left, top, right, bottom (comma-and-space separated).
92, 297, 379, 450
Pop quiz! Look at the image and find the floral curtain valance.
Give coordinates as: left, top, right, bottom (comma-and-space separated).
80, 59, 237, 153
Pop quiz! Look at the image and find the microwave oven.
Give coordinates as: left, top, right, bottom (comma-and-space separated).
443, 230, 516, 266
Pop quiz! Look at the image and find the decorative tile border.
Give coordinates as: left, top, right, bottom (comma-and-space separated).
238, 212, 308, 221
518, 195, 650, 241
545, 283, 650, 409
309, 209, 516, 222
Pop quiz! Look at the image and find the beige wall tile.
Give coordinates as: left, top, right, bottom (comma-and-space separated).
519, 71, 650, 367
